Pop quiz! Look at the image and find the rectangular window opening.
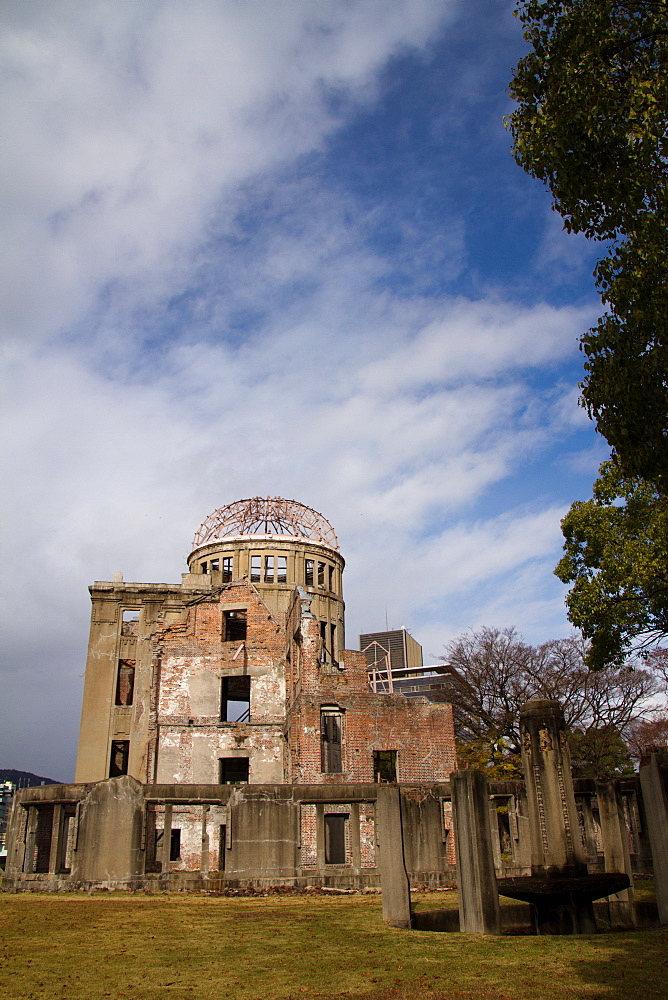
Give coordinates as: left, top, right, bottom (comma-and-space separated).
33, 805, 54, 874
373, 750, 397, 783
222, 557, 233, 583
221, 675, 251, 722
170, 829, 181, 862
305, 559, 314, 587
200, 561, 208, 574
277, 556, 287, 584
219, 825, 227, 870
250, 555, 261, 583
317, 561, 325, 587
210, 558, 219, 573
115, 659, 135, 706
321, 711, 343, 773
324, 814, 348, 865
328, 565, 334, 591
219, 757, 249, 784
121, 609, 140, 636
223, 609, 247, 642
109, 740, 130, 778
264, 555, 274, 583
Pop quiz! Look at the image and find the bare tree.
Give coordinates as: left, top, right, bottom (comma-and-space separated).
626, 712, 668, 764
439, 628, 662, 760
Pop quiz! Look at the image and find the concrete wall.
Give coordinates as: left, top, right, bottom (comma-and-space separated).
4, 770, 663, 900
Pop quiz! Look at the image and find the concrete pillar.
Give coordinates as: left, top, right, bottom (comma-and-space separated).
48, 804, 64, 875
578, 795, 599, 862
510, 786, 532, 869
519, 700, 587, 876
316, 803, 325, 872
488, 797, 502, 872
22, 807, 38, 874
161, 803, 173, 875
639, 754, 668, 925
376, 785, 412, 928
350, 802, 361, 875
451, 769, 501, 934
596, 780, 634, 927
201, 804, 210, 875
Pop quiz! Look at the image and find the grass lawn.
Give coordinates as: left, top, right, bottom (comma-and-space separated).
1, 890, 666, 1000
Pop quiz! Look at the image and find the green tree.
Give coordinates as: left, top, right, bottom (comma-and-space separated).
567, 726, 636, 779
555, 461, 668, 666
508, 1, 668, 482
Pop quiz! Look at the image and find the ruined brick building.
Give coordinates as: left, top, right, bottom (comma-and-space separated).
66, 497, 456, 875
5, 498, 665, 909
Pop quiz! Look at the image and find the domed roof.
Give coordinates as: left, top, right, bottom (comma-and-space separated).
192, 497, 339, 551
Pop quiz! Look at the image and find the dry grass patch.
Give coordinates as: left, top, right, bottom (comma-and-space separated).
1, 891, 666, 1000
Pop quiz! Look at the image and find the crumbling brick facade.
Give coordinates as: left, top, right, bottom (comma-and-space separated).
66, 497, 457, 882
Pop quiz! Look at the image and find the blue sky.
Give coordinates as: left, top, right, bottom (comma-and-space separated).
0, 0, 610, 780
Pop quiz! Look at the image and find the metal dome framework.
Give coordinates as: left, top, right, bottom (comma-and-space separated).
192, 497, 340, 551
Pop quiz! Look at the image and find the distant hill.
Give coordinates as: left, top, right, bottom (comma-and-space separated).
0, 769, 61, 788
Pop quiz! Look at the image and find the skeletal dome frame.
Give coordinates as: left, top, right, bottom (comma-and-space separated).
192, 496, 340, 551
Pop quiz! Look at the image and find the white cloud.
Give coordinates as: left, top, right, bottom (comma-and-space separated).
0, 0, 600, 779
0, 0, 454, 347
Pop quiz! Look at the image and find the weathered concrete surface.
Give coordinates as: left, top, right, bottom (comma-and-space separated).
519, 699, 587, 876
376, 785, 412, 928
595, 779, 635, 927
639, 754, 668, 926
225, 787, 299, 880
451, 769, 500, 934
72, 775, 145, 883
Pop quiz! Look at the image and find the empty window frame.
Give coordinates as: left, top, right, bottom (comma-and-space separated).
328, 564, 334, 591
223, 609, 247, 642
121, 609, 139, 636
373, 750, 397, 783
219, 825, 227, 870
170, 829, 181, 862
31, 805, 55, 874
200, 561, 208, 574
250, 555, 262, 582
221, 675, 251, 722
317, 561, 326, 586
222, 556, 233, 583
109, 740, 130, 778
115, 659, 135, 706
264, 555, 274, 582
319, 621, 335, 663
219, 757, 250, 784
305, 559, 314, 586
320, 710, 343, 773
277, 556, 287, 583
210, 558, 219, 573
324, 814, 348, 865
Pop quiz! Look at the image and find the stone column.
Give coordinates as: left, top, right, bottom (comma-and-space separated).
595, 780, 634, 927
639, 754, 668, 925
451, 769, 501, 934
48, 804, 64, 875
519, 699, 587, 877
376, 785, 412, 928
201, 804, 210, 875
161, 803, 173, 876
350, 802, 361, 875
